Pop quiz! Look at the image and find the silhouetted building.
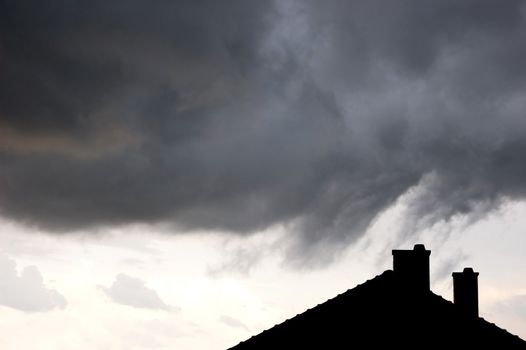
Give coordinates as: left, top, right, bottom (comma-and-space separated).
229, 245, 526, 349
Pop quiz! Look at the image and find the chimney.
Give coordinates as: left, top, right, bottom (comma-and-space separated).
392, 244, 431, 292
452, 267, 479, 318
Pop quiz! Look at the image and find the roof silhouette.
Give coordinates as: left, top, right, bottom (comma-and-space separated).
228, 245, 526, 349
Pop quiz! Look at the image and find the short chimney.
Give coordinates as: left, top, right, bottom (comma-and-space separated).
452, 267, 479, 318
392, 244, 431, 292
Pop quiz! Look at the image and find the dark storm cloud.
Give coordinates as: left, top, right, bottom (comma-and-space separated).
1, 0, 526, 260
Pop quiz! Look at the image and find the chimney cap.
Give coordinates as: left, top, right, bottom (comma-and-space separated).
413, 244, 426, 251
392, 244, 430, 256
453, 267, 479, 277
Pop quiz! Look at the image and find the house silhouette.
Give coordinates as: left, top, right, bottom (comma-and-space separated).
228, 244, 526, 349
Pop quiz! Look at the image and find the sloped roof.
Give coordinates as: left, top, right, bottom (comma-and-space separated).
229, 270, 526, 349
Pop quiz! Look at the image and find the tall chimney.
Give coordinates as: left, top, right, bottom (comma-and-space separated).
452, 267, 479, 318
392, 244, 431, 292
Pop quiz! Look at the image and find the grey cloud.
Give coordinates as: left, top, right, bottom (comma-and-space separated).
219, 315, 250, 332
208, 246, 267, 277
100, 273, 171, 311
432, 249, 468, 282
1, 1, 526, 263
0, 255, 67, 312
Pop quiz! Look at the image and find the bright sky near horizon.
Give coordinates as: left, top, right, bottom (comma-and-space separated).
0, 199, 525, 349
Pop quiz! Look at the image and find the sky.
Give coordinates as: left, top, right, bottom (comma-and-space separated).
0, 0, 526, 348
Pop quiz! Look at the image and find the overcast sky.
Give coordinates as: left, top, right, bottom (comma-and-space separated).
1, 0, 526, 348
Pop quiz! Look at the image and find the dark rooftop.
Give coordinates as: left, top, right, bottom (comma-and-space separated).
229, 245, 526, 349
